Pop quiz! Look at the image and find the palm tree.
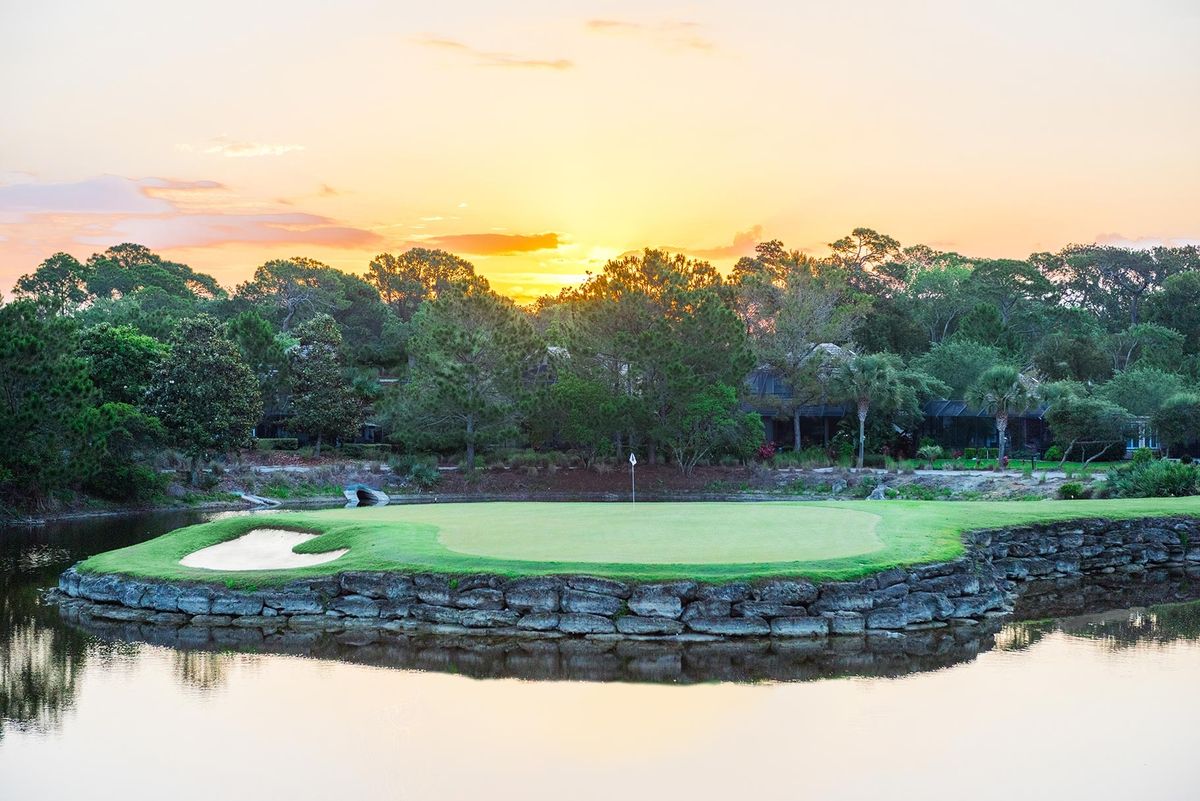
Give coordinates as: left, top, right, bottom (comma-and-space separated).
832, 353, 901, 469
966, 365, 1034, 469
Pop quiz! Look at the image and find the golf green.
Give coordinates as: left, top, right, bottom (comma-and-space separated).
77, 497, 1200, 585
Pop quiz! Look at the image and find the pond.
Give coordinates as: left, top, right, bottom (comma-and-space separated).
2, 510, 1199, 800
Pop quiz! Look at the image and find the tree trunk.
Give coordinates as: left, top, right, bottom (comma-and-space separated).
189, 454, 200, 487
996, 414, 1008, 471
648, 441, 657, 466
793, 408, 802, 452
465, 416, 476, 471
314, 432, 322, 459
857, 400, 869, 470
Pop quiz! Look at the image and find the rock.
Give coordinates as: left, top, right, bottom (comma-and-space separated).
460, 609, 519, 628
231, 615, 285, 629
811, 586, 875, 614
734, 601, 807, 619
288, 614, 336, 630
262, 591, 322, 615
58, 567, 82, 596
339, 572, 389, 598
831, 479, 848, 494
771, 617, 829, 637
873, 583, 910, 603
414, 574, 453, 605
695, 582, 751, 603
211, 593, 264, 616
824, 611, 866, 635
616, 616, 684, 635
561, 589, 624, 616
78, 573, 125, 603
865, 607, 908, 630
627, 588, 683, 619
190, 614, 233, 627
873, 568, 907, 588
913, 573, 980, 597
753, 579, 818, 605
410, 604, 464, 625
142, 583, 182, 612
177, 589, 214, 615
380, 601, 412, 619
457, 574, 505, 591
453, 588, 505, 610
505, 586, 559, 612
331, 595, 381, 618
517, 613, 561, 631
147, 612, 189, 626
88, 605, 151, 623
682, 600, 731, 621
118, 580, 148, 608
566, 576, 631, 598
382, 576, 417, 601
686, 617, 770, 636
867, 485, 887, 500
558, 613, 617, 634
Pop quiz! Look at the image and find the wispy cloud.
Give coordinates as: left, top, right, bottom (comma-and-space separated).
678, 225, 763, 260
421, 231, 561, 255
585, 19, 716, 52
417, 37, 572, 70
1094, 232, 1200, 249
0, 174, 378, 268
177, 136, 305, 158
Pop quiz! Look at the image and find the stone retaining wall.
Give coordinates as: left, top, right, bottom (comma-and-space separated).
51, 516, 1200, 640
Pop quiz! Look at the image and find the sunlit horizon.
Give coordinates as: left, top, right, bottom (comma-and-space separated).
3, 0, 1198, 303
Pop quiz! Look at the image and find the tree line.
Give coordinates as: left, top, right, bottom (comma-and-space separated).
4, 231, 1200, 508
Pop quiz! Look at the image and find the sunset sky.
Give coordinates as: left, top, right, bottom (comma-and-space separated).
2, 1, 1198, 302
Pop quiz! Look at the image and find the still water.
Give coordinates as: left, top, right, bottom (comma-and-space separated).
2, 511, 1199, 801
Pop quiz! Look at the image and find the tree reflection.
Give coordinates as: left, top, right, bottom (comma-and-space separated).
0, 565, 89, 740
172, 650, 235, 692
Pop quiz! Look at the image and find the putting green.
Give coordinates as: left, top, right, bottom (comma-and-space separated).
433, 503, 883, 564
77, 497, 1200, 585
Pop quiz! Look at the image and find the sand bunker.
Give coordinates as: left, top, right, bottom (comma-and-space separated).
180, 529, 348, 571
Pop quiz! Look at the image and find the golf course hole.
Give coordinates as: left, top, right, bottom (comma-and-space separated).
435, 503, 886, 565
179, 529, 349, 571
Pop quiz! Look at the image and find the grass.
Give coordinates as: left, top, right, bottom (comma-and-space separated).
76, 497, 1200, 587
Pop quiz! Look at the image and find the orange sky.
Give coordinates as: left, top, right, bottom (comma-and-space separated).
2, 1, 1198, 303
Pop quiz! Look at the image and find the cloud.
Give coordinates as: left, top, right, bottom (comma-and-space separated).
178, 137, 305, 158
0, 174, 379, 261
679, 225, 763, 260
1094, 232, 1200, 249
585, 19, 715, 51
0, 175, 173, 216
421, 232, 561, 255
417, 37, 572, 70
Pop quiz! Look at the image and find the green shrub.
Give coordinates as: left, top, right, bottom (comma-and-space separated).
85, 464, 166, 502
340, 443, 392, 459
254, 437, 299, 451
916, 444, 943, 464
1044, 445, 1064, 462
1130, 447, 1155, 466
1108, 459, 1200, 498
862, 454, 886, 468
962, 448, 977, 459
1058, 481, 1088, 500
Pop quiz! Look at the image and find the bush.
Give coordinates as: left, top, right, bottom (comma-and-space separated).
84, 464, 166, 502
340, 443, 392, 459
389, 453, 441, 490
1130, 447, 1155, 466
756, 441, 776, 461
1058, 481, 1088, 500
1044, 445, 1064, 462
1108, 459, 1200, 497
962, 448, 977, 459
916, 444, 943, 464
254, 437, 299, 451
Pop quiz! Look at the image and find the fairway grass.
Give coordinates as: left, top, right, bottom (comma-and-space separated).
78, 497, 1200, 586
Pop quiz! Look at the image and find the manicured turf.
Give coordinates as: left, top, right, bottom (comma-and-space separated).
77, 497, 1200, 586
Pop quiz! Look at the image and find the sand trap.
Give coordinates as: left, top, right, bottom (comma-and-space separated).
180, 529, 348, 571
